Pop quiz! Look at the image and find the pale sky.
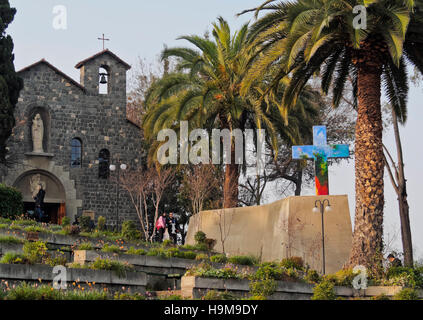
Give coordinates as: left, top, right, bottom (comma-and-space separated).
7, 0, 423, 260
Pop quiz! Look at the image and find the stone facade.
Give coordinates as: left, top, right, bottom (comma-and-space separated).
0, 50, 145, 227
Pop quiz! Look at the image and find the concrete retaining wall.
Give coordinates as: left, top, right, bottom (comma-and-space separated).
0, 263, 147, 293
181, 276, 423, 300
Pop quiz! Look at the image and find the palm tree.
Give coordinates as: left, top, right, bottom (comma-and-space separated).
143, 17, 279, 208
241, 0, 423, 268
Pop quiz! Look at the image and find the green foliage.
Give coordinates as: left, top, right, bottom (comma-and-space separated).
0, 184, 23, 218
280, 257, 304, 270
0, 235, 24, 244
181, 243, 208, 252
324, 269, 357, 287
162, 239, 173, 247
393, 288, 420, 300
195, 253, 210, 262
62, 225, 81, 236
79, 216, 92, 232
121, 220, 141, 241
210, 254, 228, 264
44, 250, 67, 267
186, 263, 245, 280
24, 225, 51, 234
249, 279, 277, 298
0, 223, 7, 229
61, 217, 71, 227
384, 267, 423, 289
22, 241, 48, 264
101, 244, 122, 254
194, 231, 207, 245
114, 292, 146, 300
228, 255, 259, 266
146, 247, 167, 258
202, 290, 238, 300
160, 294, 185, 300
13, 219, 37, 226
311, 281, 336, 300
90, 258, 134, 278
3, 282, 109, 300
305, 269, 321, 284
0, 252, 28, 264
371, 294, 391, 300
97, 216, 106, 231
0, 1, 24, 163
77, 242, 94, 251
126, 247, 147, 255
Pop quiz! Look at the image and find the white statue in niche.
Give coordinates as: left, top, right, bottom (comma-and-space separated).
32, 113, 44, 153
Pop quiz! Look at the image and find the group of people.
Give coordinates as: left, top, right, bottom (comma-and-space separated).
155, 212, 179, 244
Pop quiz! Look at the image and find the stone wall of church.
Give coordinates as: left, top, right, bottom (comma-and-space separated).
2, 54, 145, 227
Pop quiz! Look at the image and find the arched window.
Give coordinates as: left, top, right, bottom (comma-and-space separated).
99, 66, 110, 95
98, 149, 110, 179
70, 138, 82, 168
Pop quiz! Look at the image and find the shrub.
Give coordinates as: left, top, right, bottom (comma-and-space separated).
121, 220, 141, 241
146, 247, 167, 258
13, 219, 37, 226
181, 243, 208, 252
44, 250, 67, 267
280, 257, 304, 270
0, 223, 8, 229
324, 268, 357, 287
77, 242, 94, 251
385, 267, 423, 289
0, 252, 28, 264
249, 279, 277, 298
393, 288, 420, 300
183, 251, 197, 260
195, 253, 210, 262
61, 217, 71, 227
101, 244, 122, 254
210, 254, 227, 264
114, 292, 146, 300
23, 241, 48, 264
305, 269, 321, 284
311, 281, 336, 300
91, 258, 134, 277
79, 216, 92, 232
62, 225, 81, 235
162, 239, 173, 247
194, 231, 207, 244
25, 226, 51, 234
97, 216, 106, 231
253, 263, 284, 281
202, 290, 237, 300
126, 247, 147, 255
228, 255, 259, 266
0, 184, 24, 218
0, 235, 24, 244
371, 294, 391, 300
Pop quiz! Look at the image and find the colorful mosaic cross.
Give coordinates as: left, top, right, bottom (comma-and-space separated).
292, 126, 350, 195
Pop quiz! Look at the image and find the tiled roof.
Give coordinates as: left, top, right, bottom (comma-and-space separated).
75, 49, 131, 70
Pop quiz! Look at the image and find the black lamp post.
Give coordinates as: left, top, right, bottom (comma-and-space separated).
109, 162, 127, 231
312, 199, 332, 275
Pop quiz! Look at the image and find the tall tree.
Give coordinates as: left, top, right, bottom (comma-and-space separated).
383, 105, 413, 267
0, 0, 23, 164
241, 0, 423, 269
143, 17, 279, 208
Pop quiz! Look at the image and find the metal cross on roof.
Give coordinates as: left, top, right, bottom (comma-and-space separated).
97, 33, 110, 50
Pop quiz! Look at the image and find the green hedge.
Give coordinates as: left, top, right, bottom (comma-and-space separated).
0, 184, 23, 218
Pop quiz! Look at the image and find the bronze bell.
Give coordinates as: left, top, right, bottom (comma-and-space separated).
99, 73, 108, 84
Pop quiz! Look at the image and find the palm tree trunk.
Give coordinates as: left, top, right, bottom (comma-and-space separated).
224, 144, 240, 208
348, 54, 385, 269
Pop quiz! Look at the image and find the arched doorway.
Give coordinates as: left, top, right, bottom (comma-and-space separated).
13, 170, 66, 224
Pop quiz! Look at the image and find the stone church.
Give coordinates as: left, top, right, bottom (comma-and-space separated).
0, 49, 145, 227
